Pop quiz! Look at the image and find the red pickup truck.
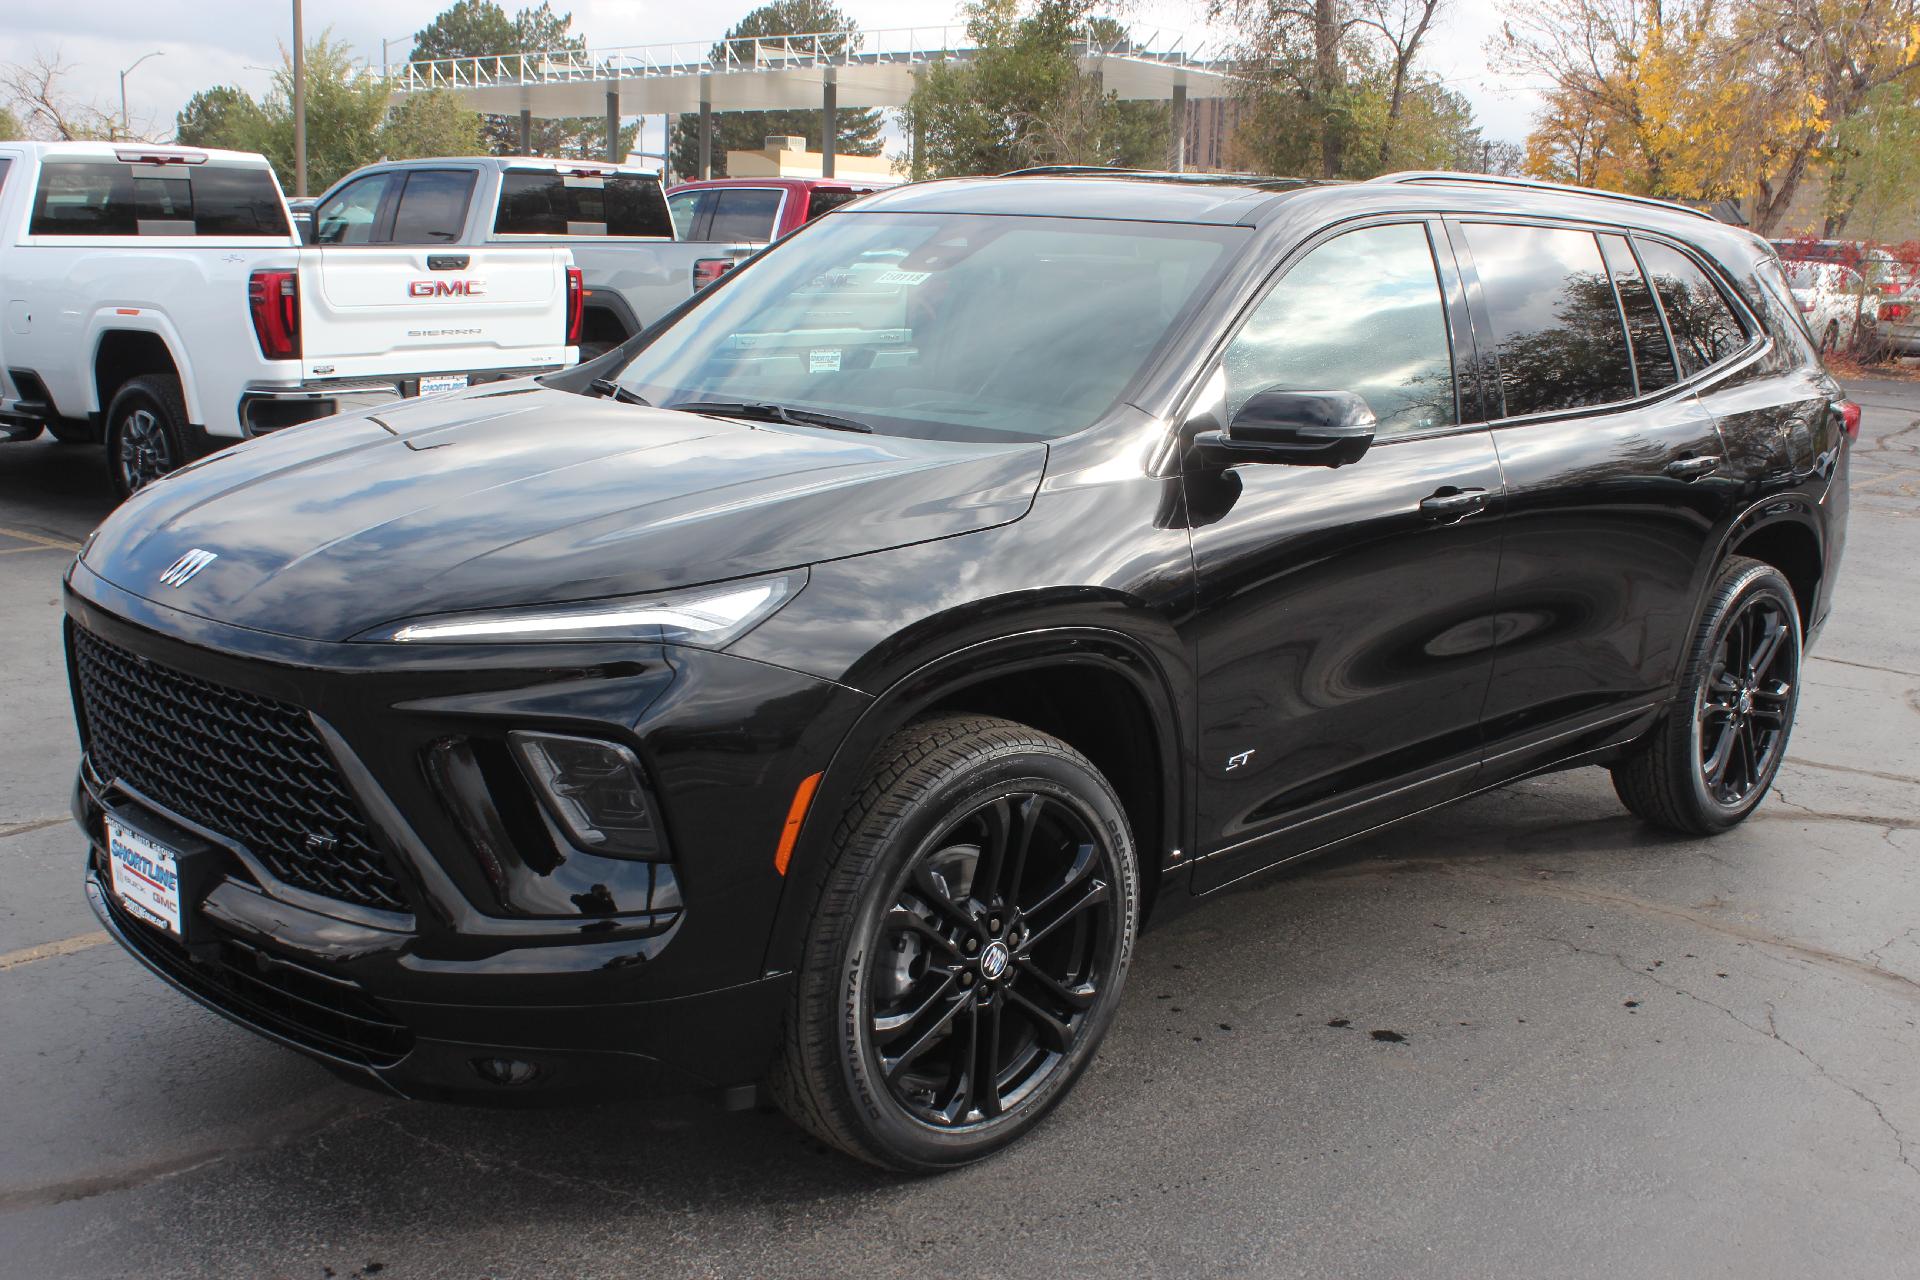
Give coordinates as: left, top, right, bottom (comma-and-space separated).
665, 177, 876, 246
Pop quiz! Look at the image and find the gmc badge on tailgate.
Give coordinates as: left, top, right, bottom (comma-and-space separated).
409, 279, 485, 298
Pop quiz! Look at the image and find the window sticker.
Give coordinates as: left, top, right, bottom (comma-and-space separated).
876, 269, 931, 286
809, 349, 842, 374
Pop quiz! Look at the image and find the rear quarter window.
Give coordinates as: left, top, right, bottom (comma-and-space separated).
1636, 240, 1750, 375
494, 171, 672, 237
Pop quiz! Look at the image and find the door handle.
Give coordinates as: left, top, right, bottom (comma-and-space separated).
1665, 454, 1721, 480
1419, 486, 1488, 519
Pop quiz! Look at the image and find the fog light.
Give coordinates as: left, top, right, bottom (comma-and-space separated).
473, 1057, 541, 1087
509, 731, 661, 859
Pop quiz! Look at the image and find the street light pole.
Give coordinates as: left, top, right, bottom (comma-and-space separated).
292, 0, 307, 196
118, 51, 163, 140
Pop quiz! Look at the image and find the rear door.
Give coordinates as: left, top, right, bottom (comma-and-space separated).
1455, 221, 1734, 771
1186, 218, 1504, 893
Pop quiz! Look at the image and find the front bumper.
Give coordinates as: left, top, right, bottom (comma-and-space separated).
65, 570, 868, 1102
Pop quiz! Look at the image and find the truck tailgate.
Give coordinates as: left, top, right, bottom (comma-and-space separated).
300, 246, 573, 379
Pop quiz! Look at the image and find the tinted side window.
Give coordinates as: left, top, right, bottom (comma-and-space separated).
190, 166, 291, 236
30, 162, 135, 235
494, 172, 673, 238
1223, 222, 1457, 437
1597, 233, 1678, 393
315, 173, 394, 245
706, 188, 783, 242
806, 188, 861, 222
667, 189, 706, 239
1636, 240, 1749, 375
1465, 223, 1635, 417
390, 170, 474, 243
0, 158, 11, 191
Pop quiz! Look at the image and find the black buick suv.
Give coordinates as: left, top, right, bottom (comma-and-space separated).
66, 170, 1851, 1171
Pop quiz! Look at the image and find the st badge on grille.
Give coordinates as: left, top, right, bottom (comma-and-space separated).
158, 548, 217, 587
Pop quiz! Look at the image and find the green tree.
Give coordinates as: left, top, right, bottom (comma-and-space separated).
174, 86, 268, 150
668, 0, 885, 178
252, 36, 393, 191
0, 106, 22, 141
409, 1, 625, 157
900, 0, 1169, 179
383, 89, 486, 159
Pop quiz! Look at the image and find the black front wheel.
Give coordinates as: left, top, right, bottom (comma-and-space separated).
1612, 556, 1802, 834
772, 715, 1138, 1171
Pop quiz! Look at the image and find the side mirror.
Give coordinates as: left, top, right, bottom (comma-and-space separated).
1191, 388, 1377, 468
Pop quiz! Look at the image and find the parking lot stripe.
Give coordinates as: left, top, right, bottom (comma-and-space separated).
0, 525, 81, 551
0, 931, 109, 972
0, 817, 69, 840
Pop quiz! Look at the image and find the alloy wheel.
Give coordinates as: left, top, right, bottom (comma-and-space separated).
117, 407, 175, 493
1696, 592, 1797, 806
865, 790, 1120, 1130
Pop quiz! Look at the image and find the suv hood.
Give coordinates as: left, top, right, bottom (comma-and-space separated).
85, 384, 1046, 642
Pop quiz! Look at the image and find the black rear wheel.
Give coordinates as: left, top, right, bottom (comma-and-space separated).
772, 715, 1138, 1171
1612, 557, 1801, 834
105, 375, 189, 501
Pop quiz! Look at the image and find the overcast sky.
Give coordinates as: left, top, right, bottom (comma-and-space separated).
2, 0, 1544, 158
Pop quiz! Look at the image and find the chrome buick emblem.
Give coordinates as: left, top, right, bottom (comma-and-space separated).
979, 940, 1011, 982
158, 548, 217, 587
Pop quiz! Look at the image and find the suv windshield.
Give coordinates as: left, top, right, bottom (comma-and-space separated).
613, 211, 1244, 442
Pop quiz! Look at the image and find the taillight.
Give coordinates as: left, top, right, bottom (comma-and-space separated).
564, 267, 584, 346
1836, 400, 1861, 440
1882, 301, 1911, 321
248, 269, 299, 360
1796, 298, 1815, 313
692, 257, 736, 293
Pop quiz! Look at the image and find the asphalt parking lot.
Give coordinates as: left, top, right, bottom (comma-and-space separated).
2, 384, 1916, 1279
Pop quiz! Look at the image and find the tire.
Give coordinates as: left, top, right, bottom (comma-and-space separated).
105, 375, 189, 501
1821, 321, 1839, 353
1611, 556, 1802, 835
771, 714, 1140, 1172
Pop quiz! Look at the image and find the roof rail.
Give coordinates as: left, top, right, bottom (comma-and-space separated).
999, 164, 1316, 190
1368, 171, 1717, 222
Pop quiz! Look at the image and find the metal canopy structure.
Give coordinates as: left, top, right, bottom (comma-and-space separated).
384, 25, 1234, 176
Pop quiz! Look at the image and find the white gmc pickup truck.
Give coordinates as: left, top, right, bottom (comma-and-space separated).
0, 141, 580, 499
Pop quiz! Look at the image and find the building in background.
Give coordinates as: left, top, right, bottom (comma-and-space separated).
725, 135, 897, 184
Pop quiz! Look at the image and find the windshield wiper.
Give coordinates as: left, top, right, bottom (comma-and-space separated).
665, 399, 874, 434
589, 377, 651, 407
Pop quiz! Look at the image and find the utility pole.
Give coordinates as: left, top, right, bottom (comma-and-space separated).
118, 51, 163, 141
293, 0, 308, 196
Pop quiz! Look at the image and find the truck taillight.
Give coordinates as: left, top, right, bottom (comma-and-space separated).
248, 269, 300, 360
692, 258, 736, 293
565, 267, 584, 346
1882, 301, 1911, 321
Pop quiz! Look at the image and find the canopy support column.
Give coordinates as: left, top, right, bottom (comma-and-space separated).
605, 90, 621, 162
1170, 80, 1188, 172
518, 108, 532, 155
698, 77, 713, 179
822, 69, 837, 178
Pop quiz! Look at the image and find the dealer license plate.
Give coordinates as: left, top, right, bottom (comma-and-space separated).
418, 374, 470, 397
106, 817, 184, 938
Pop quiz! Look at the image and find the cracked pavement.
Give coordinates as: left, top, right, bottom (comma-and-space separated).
1, 382, 1917, 1278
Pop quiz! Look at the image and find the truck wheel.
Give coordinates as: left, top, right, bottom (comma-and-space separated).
1611, 557, 1801, 835
106, 375, 189, 500
771, 715, 1139, 1172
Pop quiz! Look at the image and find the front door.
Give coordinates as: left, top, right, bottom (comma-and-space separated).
1185, 220, 1505, 893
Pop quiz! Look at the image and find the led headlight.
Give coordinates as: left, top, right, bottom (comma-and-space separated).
359, 571, 802, 647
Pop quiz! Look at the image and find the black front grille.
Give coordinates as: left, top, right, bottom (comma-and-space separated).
71, 626, 409, 912
97, 881, 413, 1068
